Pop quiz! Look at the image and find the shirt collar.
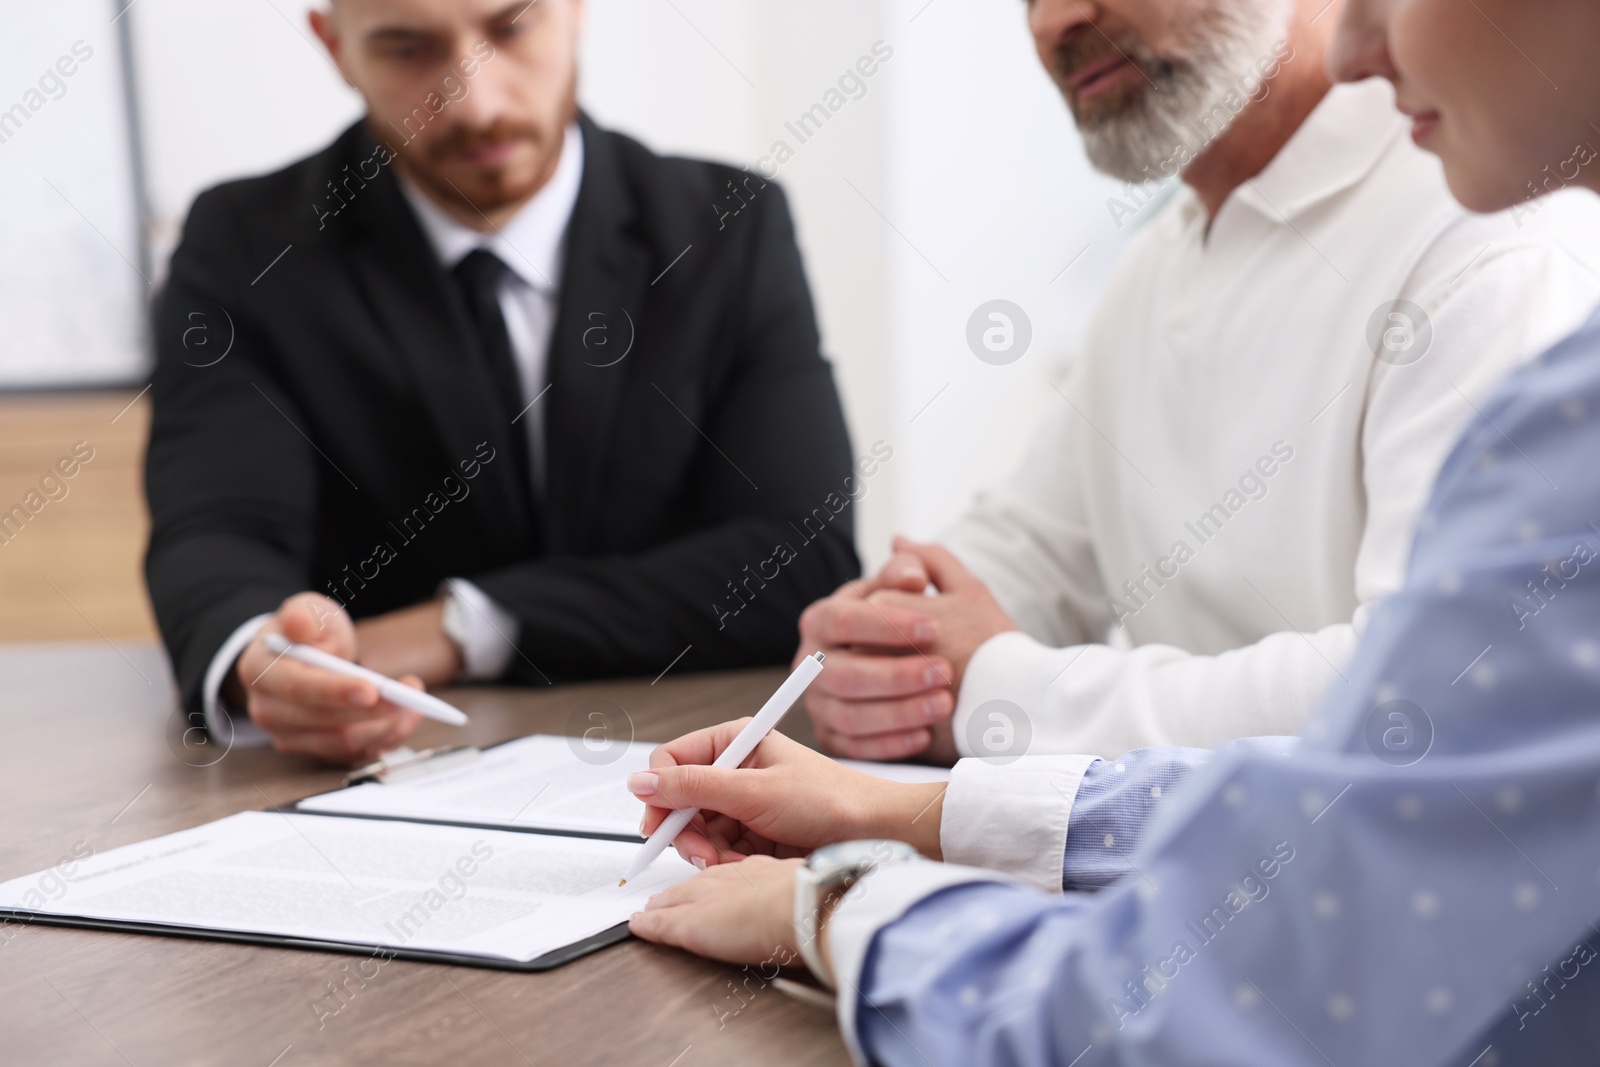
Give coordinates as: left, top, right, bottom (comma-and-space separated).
399, 121, 584, 293
1205, 78, 1407, 226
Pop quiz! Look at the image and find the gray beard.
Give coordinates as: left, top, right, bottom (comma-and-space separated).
1078, 1, 1294, 183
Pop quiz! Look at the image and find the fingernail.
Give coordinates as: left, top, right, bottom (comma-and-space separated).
627, 771, 660, 797
639, 813, 648, 836
692, 856, 707, 871
925, 697, 945, 721
923, 666, 944, 687
913, 620, 936, 642
346, 688, 371, 705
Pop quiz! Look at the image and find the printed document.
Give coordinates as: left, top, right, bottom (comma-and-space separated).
0, 811, 693, 964
296, 734, 949, 838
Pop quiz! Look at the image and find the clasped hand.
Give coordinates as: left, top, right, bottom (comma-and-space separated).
797, 537, 1018, 762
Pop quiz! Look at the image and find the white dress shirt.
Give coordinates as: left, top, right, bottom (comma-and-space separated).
932, 80, 1600, 888
201, 124, 584, 741
398, 121, 584, 502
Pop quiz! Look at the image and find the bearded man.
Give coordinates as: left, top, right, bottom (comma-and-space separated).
794, 0, 1600, 852
144, 0, 858, 764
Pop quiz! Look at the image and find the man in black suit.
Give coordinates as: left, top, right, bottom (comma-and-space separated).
146, 0, 859, 763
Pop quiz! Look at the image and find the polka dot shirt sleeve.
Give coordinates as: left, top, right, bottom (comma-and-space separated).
1060, 738, 1299, 890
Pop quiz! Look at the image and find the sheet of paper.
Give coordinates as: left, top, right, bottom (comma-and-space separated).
295, 734, 949, 838
0, 811, 693, 964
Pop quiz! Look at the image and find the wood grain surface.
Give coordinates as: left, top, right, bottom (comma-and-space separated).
0, 642, 846, 1067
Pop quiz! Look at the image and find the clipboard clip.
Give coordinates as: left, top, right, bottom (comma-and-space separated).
345, 745, 482, 786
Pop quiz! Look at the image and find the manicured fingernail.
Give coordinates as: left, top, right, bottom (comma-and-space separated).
627, 772, 659, 797
692, 856, 707, 871
925, 697, 946, 720
639, 813, 648, 835
913, 620, 936, 642
923, 666, 944, 686
347, 687, 372, 705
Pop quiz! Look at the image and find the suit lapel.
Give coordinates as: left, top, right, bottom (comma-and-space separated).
544, 116, 653, 554
341, 124, 534, 551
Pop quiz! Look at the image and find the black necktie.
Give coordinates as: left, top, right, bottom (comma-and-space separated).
451, 249, 540, 538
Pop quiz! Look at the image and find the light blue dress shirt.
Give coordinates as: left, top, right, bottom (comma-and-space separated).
1061, 738, 1299, 890
856, 304, 1600, 1066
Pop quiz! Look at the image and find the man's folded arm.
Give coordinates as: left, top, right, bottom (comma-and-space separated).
950, 232, 1594, 758
145, 188, 320, 724
473, 182, 861, 680
954, 626, 1355, 758
471, 505, 858, 682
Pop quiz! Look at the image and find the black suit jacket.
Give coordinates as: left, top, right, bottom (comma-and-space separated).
147, 114, 859, 723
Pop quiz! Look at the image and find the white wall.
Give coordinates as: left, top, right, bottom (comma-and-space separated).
0, 1, 147, 387
881, 0, 1130, 539
122, 0, 1126, 570
130, 0, 363, 265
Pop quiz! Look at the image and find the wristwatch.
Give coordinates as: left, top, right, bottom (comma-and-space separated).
794, 839, 921, 989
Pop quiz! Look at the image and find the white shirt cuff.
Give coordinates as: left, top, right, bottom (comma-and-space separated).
441, 578, 520, 680
828, 861, 1015, 1066
201, 613, 273, 747
939, 754, 1097, 892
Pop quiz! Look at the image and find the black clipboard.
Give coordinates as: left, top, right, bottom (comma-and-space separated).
4, 739, 663, 972
0, 909, 632, 971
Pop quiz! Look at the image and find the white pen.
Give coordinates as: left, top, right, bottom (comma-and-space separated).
261, 632, 469, 727
619, 651, 825, 886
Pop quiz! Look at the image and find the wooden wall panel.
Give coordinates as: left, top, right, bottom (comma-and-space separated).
0, 389, 156, 641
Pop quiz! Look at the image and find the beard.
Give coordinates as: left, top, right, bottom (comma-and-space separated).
1049, 0, 1294, 182
393, 69, 579, 216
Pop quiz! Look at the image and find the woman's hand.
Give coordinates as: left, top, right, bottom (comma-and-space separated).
628, 855, 803, 968
627, 721, 945, 868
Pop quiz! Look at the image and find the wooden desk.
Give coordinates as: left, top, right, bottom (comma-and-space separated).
0, 642, 848, 1067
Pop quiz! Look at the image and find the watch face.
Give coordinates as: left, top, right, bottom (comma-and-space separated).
811, 839, 917, 879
